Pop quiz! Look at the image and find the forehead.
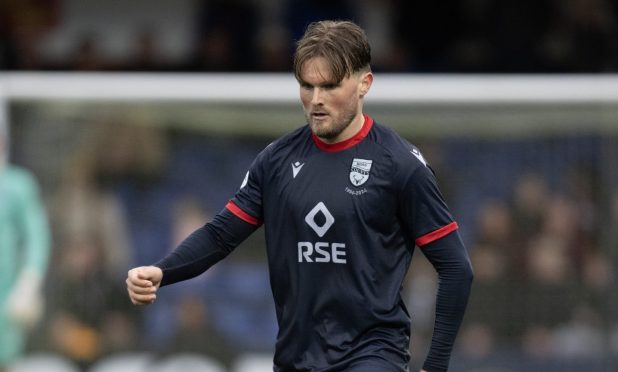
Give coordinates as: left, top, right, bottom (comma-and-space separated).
299, 57, 336, 83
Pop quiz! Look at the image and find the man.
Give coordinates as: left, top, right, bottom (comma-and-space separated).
127, 20, 473, 371
0, 132, 51, 371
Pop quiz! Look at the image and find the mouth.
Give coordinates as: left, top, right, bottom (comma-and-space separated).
311, 112, 329, 120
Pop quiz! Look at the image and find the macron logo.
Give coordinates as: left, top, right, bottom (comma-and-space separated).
240, 171, 249, 189
410, 148, 427, 167
292, 161, 305, 178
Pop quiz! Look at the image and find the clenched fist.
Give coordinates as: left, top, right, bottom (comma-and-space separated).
126, 266, 163, 305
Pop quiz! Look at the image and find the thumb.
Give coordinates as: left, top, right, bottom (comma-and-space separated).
137, 269, 151, 281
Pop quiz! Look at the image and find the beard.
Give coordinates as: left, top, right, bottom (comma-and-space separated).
305, 102, 359, 141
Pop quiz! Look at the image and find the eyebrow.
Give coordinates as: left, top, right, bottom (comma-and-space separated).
299, 79, 340, 87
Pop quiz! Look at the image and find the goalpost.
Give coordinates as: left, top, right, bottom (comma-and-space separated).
2, 72, 618, 102
2, 72, 618, 140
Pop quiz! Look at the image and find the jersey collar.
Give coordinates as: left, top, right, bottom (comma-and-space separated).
311, 114, 374, 153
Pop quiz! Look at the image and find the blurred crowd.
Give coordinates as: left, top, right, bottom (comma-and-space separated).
1, 0, 617, 73
2, 2, 618, 370
403, 136, 618, 370
11, 118, 277, 371
6, 112, 617, 370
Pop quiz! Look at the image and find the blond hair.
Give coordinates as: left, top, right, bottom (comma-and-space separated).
293, 20, 371, 83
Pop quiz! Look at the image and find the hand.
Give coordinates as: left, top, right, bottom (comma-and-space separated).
126, 266, 163, 305
7, 270, 44, 329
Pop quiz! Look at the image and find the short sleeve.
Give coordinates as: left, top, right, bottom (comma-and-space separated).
397, 155, 458, 247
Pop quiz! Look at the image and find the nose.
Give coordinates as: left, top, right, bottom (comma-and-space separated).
311, 88, 323, 106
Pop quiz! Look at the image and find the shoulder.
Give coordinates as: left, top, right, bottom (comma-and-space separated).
256, 125, 310, 159
3, 165, 36, 184
368, 121, 429, 171
1, 165, 39, 196
246, 125, 310, 176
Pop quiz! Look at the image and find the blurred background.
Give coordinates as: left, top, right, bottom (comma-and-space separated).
1, 0, 618, 72
1, 0, 618, 372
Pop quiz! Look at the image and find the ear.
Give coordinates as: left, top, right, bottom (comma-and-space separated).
359, 71, 373, 98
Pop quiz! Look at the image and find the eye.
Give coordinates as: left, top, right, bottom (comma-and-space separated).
323, 83, 338, 90
300, 83, 313, 90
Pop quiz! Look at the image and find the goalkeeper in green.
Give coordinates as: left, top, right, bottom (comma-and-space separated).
0, 133, 51, 371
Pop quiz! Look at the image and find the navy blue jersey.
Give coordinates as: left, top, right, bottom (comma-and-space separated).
226, 115, 459, 370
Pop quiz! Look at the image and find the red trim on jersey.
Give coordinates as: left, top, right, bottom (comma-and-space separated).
225, 200, 262, 226
312, 114, 374, 153
416, 222, 459, 247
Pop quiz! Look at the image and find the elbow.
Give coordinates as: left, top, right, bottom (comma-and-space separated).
459, 258, 474, 290
464, 261, 474, 286
444, 259, 474, 286
440, 261, 473, 295
459, 255, 474, 282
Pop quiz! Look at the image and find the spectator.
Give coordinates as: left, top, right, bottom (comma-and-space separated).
542, 0, 616, 72
190, 0, 259, 71
69, 34, 105, 71
0, 0, 59, 69
45, 233, 135, 370
167, 295, 236, 367
51, 121, 133, 278
509, 172, 549, 275
458, 200, 516, 356
124, 28, 167, 71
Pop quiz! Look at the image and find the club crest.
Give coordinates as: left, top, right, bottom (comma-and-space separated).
349, 158, 373, 186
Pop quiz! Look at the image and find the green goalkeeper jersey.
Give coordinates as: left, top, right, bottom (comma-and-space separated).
0, 165, 50, 362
